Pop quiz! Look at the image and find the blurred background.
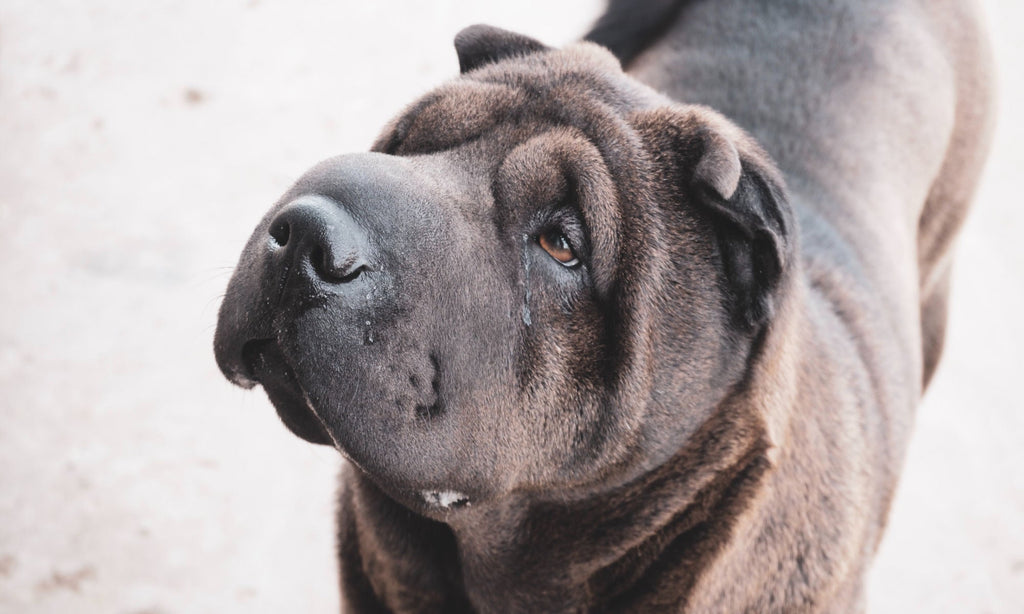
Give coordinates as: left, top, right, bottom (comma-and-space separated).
0, 0, 1020, 612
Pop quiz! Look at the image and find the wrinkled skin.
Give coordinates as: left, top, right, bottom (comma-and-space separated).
215, 39, 782, 518
215, 0, 994, 609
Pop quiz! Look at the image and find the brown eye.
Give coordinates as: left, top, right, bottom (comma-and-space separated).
538, 229, 579, 267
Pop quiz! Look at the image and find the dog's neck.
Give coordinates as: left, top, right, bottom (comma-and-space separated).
344, 408, 774, 613
445, 398, 773, 613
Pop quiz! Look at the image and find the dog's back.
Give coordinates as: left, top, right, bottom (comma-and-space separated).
590, 0, 995, 392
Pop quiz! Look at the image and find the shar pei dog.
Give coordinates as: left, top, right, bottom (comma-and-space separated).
214, 0, 995, 611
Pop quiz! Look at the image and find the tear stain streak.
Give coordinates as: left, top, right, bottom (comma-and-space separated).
521, 234, 532, 326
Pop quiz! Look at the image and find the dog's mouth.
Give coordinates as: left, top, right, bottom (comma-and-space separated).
241, 338, 335, 445
239, 333, 495, 515
241, 338, 483, 515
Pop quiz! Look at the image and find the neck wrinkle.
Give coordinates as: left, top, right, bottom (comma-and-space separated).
452, 392, 780, 613
451, 277, 805, 613
585, 274, 805, 609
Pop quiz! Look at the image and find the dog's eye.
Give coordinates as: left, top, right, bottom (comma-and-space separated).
538, 229, 579, 267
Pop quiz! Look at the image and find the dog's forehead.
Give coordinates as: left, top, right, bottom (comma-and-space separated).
468, 41, 631, 98
373, 42, 658, 157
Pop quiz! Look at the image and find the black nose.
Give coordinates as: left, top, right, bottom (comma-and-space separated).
268, 196, 368, 283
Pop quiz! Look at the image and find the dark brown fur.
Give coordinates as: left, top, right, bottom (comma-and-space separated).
214, 1, 995, 612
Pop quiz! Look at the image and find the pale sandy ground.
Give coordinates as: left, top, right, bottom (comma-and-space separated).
0, 1, 1020, 612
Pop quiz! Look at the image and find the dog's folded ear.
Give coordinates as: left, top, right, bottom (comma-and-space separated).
454, 25, 549, 73
632, 106, 794, 330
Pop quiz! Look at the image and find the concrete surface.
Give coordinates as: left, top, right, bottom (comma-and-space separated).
0, 1, 1020, 612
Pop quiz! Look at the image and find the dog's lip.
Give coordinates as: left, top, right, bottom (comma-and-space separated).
241, 341, 488, 503
244, 338, 335, 446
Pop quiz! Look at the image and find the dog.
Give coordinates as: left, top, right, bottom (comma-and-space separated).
213, 0, 995, 610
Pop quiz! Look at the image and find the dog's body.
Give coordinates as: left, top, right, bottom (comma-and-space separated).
214, 0, 994, 612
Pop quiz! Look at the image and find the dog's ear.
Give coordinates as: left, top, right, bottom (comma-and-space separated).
632, 106, 793, 329
454, 25, 549, 73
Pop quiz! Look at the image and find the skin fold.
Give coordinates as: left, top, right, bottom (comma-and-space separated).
214, 1, 995, 611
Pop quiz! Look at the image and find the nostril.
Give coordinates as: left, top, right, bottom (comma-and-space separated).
337, 265, 366, 283
311, 245, 367, 283
310, 245, 327, 277
269, 220, 291, 247
267, 196, 371, 285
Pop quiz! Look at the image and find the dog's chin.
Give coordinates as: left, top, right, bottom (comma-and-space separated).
243, 339, 335, 446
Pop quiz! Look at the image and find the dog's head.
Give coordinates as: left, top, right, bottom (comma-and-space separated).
214, 26, 793, 517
